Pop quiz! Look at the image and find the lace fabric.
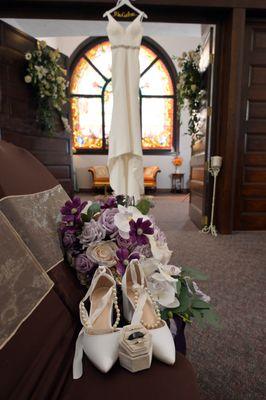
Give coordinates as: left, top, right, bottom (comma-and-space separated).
0, 185, 69, 272
0, 211, 53, 349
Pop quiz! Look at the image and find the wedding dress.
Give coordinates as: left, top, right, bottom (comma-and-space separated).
107, 13, 144, 201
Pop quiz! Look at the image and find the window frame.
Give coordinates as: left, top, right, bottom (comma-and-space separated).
69, 35, 179, 155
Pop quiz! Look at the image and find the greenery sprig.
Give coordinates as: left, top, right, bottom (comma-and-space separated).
174, 46, 205, 143
24, 40, 68, 135
162, 266, 220, 328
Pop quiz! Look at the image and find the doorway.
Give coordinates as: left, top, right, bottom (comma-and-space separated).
1, 17, 216, 230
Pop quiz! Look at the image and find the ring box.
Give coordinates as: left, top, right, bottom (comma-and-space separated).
119, 323, 152, 373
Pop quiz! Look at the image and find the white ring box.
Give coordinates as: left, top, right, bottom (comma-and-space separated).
119, 323, 152, 373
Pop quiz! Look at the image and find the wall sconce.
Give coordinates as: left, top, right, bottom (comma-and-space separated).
201, 155, 222, 237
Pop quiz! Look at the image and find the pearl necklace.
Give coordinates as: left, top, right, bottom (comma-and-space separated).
133, 286, 162, 330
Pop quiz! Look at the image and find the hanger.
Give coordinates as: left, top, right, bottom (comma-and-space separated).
103, 0, 148, 19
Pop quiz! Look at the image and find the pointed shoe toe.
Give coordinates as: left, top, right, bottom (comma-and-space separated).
82, 330, 121, 373
149, 321, 176, 365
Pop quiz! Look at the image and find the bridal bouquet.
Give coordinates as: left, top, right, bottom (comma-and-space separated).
59, 196, 219, 329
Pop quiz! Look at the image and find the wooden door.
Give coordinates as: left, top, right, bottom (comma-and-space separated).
0, 21, 74, 196
189, 26, 214, 228
234, 21, 266, 230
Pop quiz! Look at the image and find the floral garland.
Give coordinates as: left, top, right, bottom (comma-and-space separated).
24, 40, 68, 135
59, 196, 219, 330
174, 46, 205, 143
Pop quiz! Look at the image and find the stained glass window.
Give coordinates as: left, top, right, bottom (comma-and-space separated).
70, 38, 176, 152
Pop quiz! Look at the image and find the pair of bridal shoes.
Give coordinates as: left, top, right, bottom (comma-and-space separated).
73, 262, 175, 378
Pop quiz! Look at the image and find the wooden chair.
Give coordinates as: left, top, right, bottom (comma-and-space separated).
88, 165, 161, 193
144, 166, 161, 191
88, 166, 110, 194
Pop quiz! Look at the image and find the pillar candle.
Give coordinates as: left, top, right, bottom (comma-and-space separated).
211, 156, 222, 168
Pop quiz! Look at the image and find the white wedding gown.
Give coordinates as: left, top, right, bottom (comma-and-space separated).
107, 13, 144, 201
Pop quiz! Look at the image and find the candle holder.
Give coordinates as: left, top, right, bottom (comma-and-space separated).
201, 156, 222, 237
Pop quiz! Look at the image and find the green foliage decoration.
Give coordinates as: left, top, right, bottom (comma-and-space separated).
173, 46, 205, 143
24, 40, 68, 135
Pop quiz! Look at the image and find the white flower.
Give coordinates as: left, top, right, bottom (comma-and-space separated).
140, 257, 161, 277
25, 52, 32, 60
148, 235, 172, 264
114, 205, 150, 239
147, 278, 179, 308
191, 84, 197, 92
193, 282, 211, 303
152, 264, 181, 283
24, 75, 32, 83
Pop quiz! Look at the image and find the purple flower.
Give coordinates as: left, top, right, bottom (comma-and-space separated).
101, 197, 117, 209
63, 231, 76, 249
116, 248, 140, 275
79, 219, 106, 247
99, 208, 119, 235
75, 253, 95, 273
61, 197, 87, 225
116, 234, 132, 249
129, 218, 154, 246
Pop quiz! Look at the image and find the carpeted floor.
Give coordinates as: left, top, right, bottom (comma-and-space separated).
81, 193, 266, 399
151, 195, 266, 400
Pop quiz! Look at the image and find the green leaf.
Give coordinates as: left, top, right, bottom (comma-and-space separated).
160, 308, 169, 321
182, 266, 208, 281
176, 284, 191, 313
191, 308, 205, 327
81, 213, 90, 223
135, 199, 152, 215
192, 299, 211, 309
201, 309, 221, 328
176, 280, 181, 296
87, 203, 101, 221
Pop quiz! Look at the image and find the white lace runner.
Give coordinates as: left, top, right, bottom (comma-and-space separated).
0, 212, 53, 349
0, 185, 69, 272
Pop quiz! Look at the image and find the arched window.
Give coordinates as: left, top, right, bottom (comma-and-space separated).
70, 36, 178, 153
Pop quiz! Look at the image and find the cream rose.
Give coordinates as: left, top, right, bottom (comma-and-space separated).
86, 240, 118, 267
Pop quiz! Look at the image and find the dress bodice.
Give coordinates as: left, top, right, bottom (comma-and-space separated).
107, 13, 143, 47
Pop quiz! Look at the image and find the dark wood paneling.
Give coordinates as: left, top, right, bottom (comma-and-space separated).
243, 198, 266, 212
234, 21, 266, 230
0, 21, 73, 195
215, 8, 246, 234
246, 135, 266, 152
1, 0, 266, 16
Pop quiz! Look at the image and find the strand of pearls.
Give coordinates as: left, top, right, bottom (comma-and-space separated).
133, 286, 162, 330
79, 285, 121, 332
80, 302, 90, 331
112, 286, 120, 329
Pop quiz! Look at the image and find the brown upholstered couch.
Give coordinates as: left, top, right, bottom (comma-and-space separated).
88, 165, 161, 192
0, 141, 199, 400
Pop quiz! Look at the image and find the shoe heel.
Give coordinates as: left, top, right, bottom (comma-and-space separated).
122, 292, 134, 322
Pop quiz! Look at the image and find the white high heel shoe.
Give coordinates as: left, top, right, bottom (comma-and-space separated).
122, 260, 176, 365
73, 266, 121, 377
